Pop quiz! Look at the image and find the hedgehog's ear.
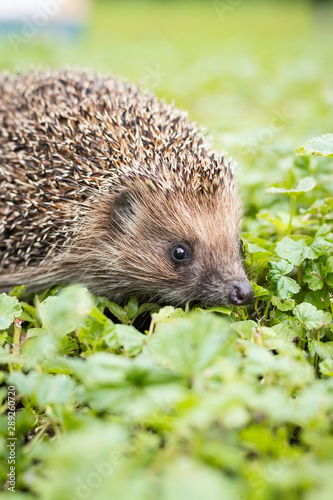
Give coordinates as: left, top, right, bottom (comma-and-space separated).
112, 190, 136, 232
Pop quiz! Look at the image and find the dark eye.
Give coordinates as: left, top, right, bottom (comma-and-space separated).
171, 245, 190, 262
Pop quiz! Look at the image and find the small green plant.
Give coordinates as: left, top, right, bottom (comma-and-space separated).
0, 134, 332, 500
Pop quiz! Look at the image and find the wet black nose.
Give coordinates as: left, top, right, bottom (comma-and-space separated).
230, 281, 254, 306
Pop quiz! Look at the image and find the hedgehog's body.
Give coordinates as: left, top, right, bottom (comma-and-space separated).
0, 69, 253, 306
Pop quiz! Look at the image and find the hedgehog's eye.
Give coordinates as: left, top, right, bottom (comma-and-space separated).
172, 245, 190, 262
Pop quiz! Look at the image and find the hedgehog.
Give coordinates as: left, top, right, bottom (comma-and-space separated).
0, 68, 254, 307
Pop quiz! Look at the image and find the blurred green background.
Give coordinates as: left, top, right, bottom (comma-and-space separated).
0, 0, 332, 204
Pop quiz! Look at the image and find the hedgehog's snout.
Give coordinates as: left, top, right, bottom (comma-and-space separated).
229, 281, 254, 306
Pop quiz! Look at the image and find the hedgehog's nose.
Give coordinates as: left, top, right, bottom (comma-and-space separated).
230, 281, 254, 306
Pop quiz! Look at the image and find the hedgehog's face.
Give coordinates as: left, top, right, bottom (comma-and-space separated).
163, 239, 253, 307
107, 188, 254, 307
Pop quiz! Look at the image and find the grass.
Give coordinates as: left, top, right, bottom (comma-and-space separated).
1, 1, 333, 499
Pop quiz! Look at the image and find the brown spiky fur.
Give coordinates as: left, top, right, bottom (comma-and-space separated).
0, 68, 250, 305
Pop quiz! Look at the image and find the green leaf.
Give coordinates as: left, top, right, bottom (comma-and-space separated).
266, 177, 316, 195
311, 340, 333, 360
304, 273, 323, 291
275, 276, 300, 299
275, 237, 331, 266
196, 306, 232, 315
0, 293, 22, 330
304, 290, 331, 310
151, 306, 177, 321
251, 282, 270, 299
304, 263, 326, 291
21, 302, 37, 317
126, 296, 139, 320
272, 296, 296, 311
103, 299, 129, 324
9, 284, 27, 298
136, 302, 160, 317
20, 332, 59, 366
39, 285, 94, 338
59, 336, 78, 356
19, 310, 35, 322
231, 320, 257, 340
326, 274, 333, 288
293, 303, 324, 330
246, 243, 270, 254
270, 323, 296, 343
315, 223, 332, 238
42, 358, 74, 375
275, 238, 307, 266
309, 237, 332, 258
0, 331, 10, 346
319, 359, 333, 377
160, 459, 236, 500
8, 371, 77, 408
26, 328, 48, 338
147, 314, 232, 376
267, 260, 300, 299
28, 422, 128, 499
322, 312, 333, 326
296, 133, 333, 157
267, 259, 294, 275
105, 324, 145, 354
326, 256, 333, 273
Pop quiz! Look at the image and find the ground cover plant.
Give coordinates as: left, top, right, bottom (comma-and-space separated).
1, 1, 333, 499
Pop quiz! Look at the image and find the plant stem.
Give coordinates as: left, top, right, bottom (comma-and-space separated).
13, 321, 21, 355
240, 307, 247, 320
299, 323, 304, 348
297, 266, 302, 285
264, 297, 272, 320
148, 319, 155, 337
288, 195, 297, 233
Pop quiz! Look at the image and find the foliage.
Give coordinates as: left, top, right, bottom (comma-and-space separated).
1, 1, 333, 499
296, 134, 333, 158
1, 134, 333, 499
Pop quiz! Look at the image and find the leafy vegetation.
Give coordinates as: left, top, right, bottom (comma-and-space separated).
1, 140, 332, 500
1, 1, 333, 499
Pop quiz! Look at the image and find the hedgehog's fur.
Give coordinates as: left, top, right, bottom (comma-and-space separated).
0, 69, 253, 305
